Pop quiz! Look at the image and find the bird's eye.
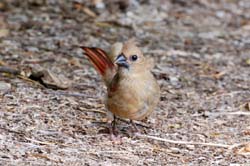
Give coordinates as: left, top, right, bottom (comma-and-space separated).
130, 55, 138, 61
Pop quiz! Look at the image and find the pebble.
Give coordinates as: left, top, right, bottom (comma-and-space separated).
0, 82, 11, 92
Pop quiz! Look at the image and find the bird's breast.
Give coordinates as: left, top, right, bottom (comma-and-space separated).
106, 72, 159, 120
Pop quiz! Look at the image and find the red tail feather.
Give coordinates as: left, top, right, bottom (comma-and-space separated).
82, 47, 114, 76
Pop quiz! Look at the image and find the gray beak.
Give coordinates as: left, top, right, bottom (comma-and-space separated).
115, 53, 129, 69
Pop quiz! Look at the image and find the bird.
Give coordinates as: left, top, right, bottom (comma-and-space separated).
81, 39, 160, 135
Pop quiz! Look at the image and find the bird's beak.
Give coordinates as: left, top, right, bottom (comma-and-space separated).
115, 53, 129, 69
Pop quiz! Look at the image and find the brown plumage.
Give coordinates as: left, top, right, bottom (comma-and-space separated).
82, 39, 160, 134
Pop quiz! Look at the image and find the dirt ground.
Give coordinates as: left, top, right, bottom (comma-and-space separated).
0, 0, 250, 165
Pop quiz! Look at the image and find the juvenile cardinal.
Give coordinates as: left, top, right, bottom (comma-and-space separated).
82, 39, 160, 135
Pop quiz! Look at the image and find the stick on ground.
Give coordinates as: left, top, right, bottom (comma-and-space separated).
135, 133, 245, 149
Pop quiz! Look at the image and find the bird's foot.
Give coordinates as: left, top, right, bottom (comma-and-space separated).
130, 120, 140, 133
109, 117, 122, 144
110, 133, 122, 144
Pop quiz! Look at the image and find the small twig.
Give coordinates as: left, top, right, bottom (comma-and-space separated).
28, 153, 60, 163
73, 2, 97, 18
0, 127, 68, 147
207, 111, 250, 116
95, 21, 133, 30
0, 66, 20, 75
135, 133, 243, 149
0, 127, 25, 136
79, 114, 101, 121
24, 137, 56, 146
45, 90, 92, 98
206, 90, 250, 101
24, 136, 71, 148
22, 58, 55, 64
154, 147, 184, 158
0, 66, 45, 88
77, 106, 106, 114
17, 75, 45, 88
224, 111, 250, 115
91, 150, 134, 154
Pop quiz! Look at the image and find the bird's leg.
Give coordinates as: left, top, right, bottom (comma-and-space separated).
109, 116, 122, 143
130, 120, 139, 133
110, 115, 117, 135
109, 115, 117, 137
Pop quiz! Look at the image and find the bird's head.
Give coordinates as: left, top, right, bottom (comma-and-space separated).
114, 39, 146, 74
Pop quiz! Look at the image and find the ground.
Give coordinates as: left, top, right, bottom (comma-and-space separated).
0, 0, 250, 165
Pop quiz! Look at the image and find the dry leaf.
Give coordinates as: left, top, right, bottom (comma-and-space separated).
246, 59, 250, 65
237, 142, 250, 155
73, 2, 97, 18
0, 60, 6, 66
245, 102, 250, 111
213, 71, 226, 79
0, 29, 9, 38
82, 6, 97, 18
210, 132, 221, 138
69, 57, 82, 67
243, 129, 250, 136
41, 70, 71, 90
245, 143, 250, 152
28, 67, 71, 90
169, 123, 181, 129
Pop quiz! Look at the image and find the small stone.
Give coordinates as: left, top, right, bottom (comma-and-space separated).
26, 46, 39, 52
246, 59, 250, 65
0, 29, 9, 38
244, 143, 250, 152
216, 11, 225, 18
186, 144, 195, 150
94, 0, 105, 9
170, 147, 180, 153
0, 82, 11, 92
